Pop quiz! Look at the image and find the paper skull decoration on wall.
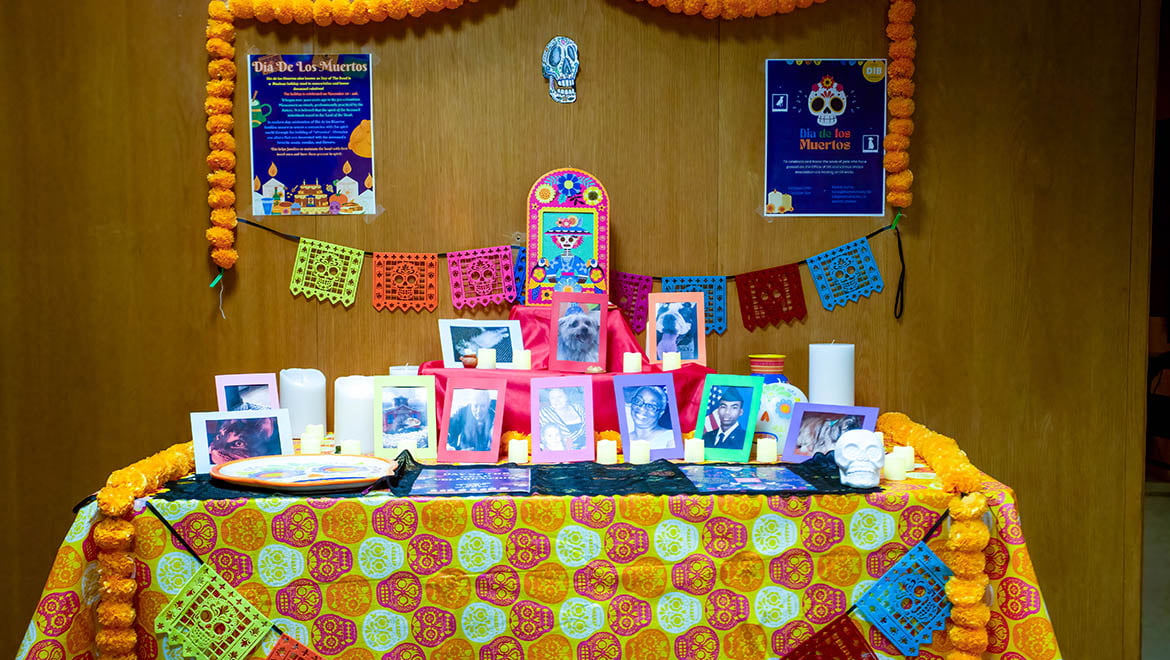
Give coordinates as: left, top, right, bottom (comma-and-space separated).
835, 429, 884, 488
542, 36, 579, 103
808, 75, 847, 126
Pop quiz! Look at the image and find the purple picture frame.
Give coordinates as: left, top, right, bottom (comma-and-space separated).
531, 376, 595, 463
781, 402, 879, 463
613, 373, 685, 461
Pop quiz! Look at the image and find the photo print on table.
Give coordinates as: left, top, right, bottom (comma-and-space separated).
646, 291, 707, 366
781, 402, 879, 463
548, 291, 609, 373
531, 376, 595, 463
437, 377, 507, 463
438, 319, 524, 368
190, 409, 293, 474
215, 373, 280, 412
612, 373, 684, 461
696, 374, 765, 463
371, 375, 436, 460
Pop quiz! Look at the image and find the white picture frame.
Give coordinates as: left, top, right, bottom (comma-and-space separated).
190, 408, 294, 474
438, 319, 524, 368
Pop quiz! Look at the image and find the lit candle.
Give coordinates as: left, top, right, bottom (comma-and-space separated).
629, 440, 652, 464
513, 349, 532, 370
299, 424, 324, 455
596, 439, 618, 464
756, 436, 779, 463
623, 352, 642, 373
339, 438, 362, 455
334, 376, 375, 454
808, 343, 854, 405
661, 352, 682, 371
476, 348, 497, 369
280, 368, 326, 438
684, 437, 705, 463
882, 454, 907, 481
508, 439, 529, 464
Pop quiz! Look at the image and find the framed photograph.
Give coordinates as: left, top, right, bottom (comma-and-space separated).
190, 409, 293, 474
613, 373, 684, 461
371, 375, 437, 460
782, 403, 879, 463
215, 373, 280, 412
437, 378, 507, 463
696, 375, 765, 463
548, 291, 608, 373
438, 319, 524, 368
531, 376, 595, 463
646, 292, 706, 366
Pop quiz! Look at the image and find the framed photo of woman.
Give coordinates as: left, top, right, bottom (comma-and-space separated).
613, 373, 684, 461
531, 376, 595, 463
646, 292, 706, 366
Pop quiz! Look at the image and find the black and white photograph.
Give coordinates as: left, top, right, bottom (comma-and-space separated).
224, 384, 273, 411
190, 409, 293, 474
444, 388, 499, 452
438, 319, 524, 368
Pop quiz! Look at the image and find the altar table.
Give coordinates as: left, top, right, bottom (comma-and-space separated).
20, 469, 1062, 660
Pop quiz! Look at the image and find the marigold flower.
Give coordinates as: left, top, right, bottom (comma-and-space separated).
98, 551, 135, 578
888, 77, 915, 98
96, 486, 134, 518
207, 149, 237, 170
889, 57, 916, 78
701, 0, 722, 19
254, 0, 276, 21
96, 629, 137, 655
205, 97, 233, 116
293, 0, 314, 22
209, 0, 233, 20
409, 0, 428, 17
889, 0, 915, 23
945, 653, 981, 660
944, 574, 988, 606
950, 603, 990, 628
207, 113, 234, 134
94, 518, 134, 551
206, 226, 236, 248
208, 58, 237, 81
889, 37, 917, 60
274, 0, 295, 23
351, 0, 371, 23
796, 0, 814, 8
949, 492, 988, 520
207, 170, 236, 189
206, 18, 235, 41
206, 37, 235, 59
333, 0, 354, 24
889, 97, 915, 118
886, 190, 913, 207
101, 576, 137, 601
947, 625, 988, 653
886, 21, 914, 41
211, 208, 239, 228
206, 79, 235, 98
209, 188, 236, 208
755, 0, 778, 16
883, 151, 910, 173
314, 0, 334, 25
230, 0, 255, 19
388, 0, 409, 19
213, 247, 240, 269
97, 601, 136, 628
209, 133, 236, 152
887, 170, 913, 192
368, 0, 390, 20
777, 0, 796, 12
889, 121, 915, 141
425, 0, 445, 12
944, 550, 985, 578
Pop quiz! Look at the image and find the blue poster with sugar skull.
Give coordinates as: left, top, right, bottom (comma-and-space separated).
764, 59, 887, 217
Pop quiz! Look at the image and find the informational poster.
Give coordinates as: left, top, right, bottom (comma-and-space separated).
764, 59, 887, 217
248, 54, 375, 216
409, 468, 531, 496
680, 465, 815, 493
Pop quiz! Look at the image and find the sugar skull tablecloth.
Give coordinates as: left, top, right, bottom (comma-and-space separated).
20, 474, 1062, 660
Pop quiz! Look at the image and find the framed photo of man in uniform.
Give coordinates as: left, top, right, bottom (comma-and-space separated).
696, 374, 764, 463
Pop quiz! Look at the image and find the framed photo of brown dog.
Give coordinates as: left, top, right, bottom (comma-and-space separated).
548, 292, 608, 373
646, 291, 706, 366
190, 409, 293, 474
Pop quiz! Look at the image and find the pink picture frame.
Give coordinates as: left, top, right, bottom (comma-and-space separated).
215, 373, 280, 412
531, 376, 595, 463
523, 168, 610, 306
437, 377, 507, 463
548, 292, 609, 373
646, 292, 707, 366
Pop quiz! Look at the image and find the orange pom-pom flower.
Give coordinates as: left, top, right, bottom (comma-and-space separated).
97, 600, 136, 628
884, 151, 910, 173
94, 518, 134, 551
207, 170, 236, 189
96, 629, 137, 655
889, 97, 916, 118
206, 226, 236, 248
333, 0, 354, 24
209, 1, 233, 20
889, 118, 915, 136
884, 134, 910, 153
208, 58, 237, 80
211, 208, 239, 228
886, 21, 914, 41
254, 0, 276, 21
208, 189, 236, 208
230, 0, 255, 19
947, 625, 988, 653
351, 0, 371, 23
206, 79, 235, 98
314, 0, 334, 25
889, 37, 917, 60
889, 0, 915, 23
207, 149, 237, 170
950, 603, 991, 628
274, 0, 295, 23
206, 37, 235, 59
212, 247, 240, 269
887, 170, 913, 192
888, 58, 916, 78
206, 113, 234, 134
888, 78, 915, 98
206, 19, 235, 41
209, 132, 236, 152
98, 551, 135, 578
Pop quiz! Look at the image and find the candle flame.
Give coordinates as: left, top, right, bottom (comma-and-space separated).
343, 160, 352, 175
364, 173, 374, 189
253, 176, 261, 191
268, 162, 278, 177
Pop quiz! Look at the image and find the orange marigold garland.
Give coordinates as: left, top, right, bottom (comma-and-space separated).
629, 0, 833, 20
205, 0, 237, 269
884, 0, 916, 208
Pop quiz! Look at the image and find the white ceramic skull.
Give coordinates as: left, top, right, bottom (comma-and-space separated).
542, 36, 579, 103
835, 430, 884, 488
808, 75, 847, 126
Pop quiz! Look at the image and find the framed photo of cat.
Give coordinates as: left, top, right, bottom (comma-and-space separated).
438, 319, 524, 368
781, 403, 879, 463
646, 291, 706, 366
548, 292, 608, 373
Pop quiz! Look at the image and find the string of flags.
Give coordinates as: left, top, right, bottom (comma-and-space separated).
239, 217, 897, 332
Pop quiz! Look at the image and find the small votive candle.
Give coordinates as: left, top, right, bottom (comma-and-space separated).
623, 352, 643, 373
891, 445, 915, 472
339, 438, 362, 455
661, 352, 682, 371
513, 349, 532, 370
508, 439, 529, 464
756, 436, 779, 463
299, 424, 325, 455
596, 439, 618, 464
476, 348, 497, 369
629, 440, 652, 465
389, 365, 419, 376
684, 437, 705, 463
882, 455, 907, 481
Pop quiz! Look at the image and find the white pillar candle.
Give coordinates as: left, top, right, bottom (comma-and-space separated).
334, 376, 375, 454
623, 352, 643, 373
756, 436, 779, 463
808, 343, 854, 405
339, 438, 362, 455
476, 348, 497, 369
596, 440, 618, 464
684, 437, 705, 463
508, 439, 529, 464
388, 365, 419, 376
280, 368, 327, 438
882, 455, 908, 481
891, 445, 915, 472
512, 349, 532, 370
661, 352, 682, 371
299, 424, 325, 455
629, 440, 652, 464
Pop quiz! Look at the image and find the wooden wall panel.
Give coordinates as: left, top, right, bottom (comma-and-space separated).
0, 0, 1149, 657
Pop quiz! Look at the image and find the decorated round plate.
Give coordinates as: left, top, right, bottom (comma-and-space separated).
211, 454, 396, 492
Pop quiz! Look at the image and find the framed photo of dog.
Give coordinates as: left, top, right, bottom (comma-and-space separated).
781, 403, 879, 463
371, 375, 437, 460
646, 292, 706, 366
696, 375, 765, 463
438, 319, 524, 368
215, 373, 280, 412
531, 376, 595, 463
190, 408, 294, 474
548, 292, 608, 373
437, 377, 507, 463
